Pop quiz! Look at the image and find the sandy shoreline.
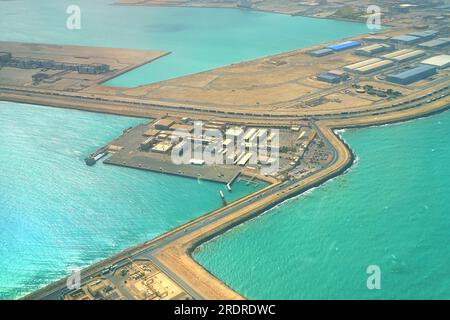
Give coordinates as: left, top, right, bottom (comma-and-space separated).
112, 0, 370, 24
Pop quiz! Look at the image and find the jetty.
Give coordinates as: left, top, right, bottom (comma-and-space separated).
85, 146, 109, 166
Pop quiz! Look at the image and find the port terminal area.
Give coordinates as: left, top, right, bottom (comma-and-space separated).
49, 118, 337, 300
85, 116, 335, 186
11, 10, 448, 300
27, 121, 341, 301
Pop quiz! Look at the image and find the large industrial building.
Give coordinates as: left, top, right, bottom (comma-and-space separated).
420, 55, 450, 69
386, 64, 437, 85
327, 69, 349, 79
4, 54, 110, 74
418, 38, 450, 49
382, 49, 413, 59
353, 60, 394, 74
382, 49, 425, 62
344, 58, 381, 72
343, 57, 395, 74
390, 35, 421, 45
153, 118, 175, 130
317, 72, 341, 84
316, 69, 350, 83
326, 40, 361, 52
408, 30, 439, 41
354, 44, 394, 56
390, 50, 426, 62
363, 35, 390, 42
0, 52, 12, 63
310, 48, 334, 57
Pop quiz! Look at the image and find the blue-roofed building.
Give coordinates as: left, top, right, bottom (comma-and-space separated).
326, 40, 361, 51
310, 48, 334, 57
390, 35, 421, 44
386, 65, 437, 85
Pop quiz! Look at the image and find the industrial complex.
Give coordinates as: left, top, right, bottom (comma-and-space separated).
86, 116, 332, 187
0, 42, 168, 91
311, 36, 449, 110
312, 28, 449, 87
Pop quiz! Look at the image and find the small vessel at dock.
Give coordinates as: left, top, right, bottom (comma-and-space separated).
219, 190, 227, 206
85, 146, 109, 166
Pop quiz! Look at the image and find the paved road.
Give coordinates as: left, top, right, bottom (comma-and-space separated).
1, 81, 448, 125
33, 177, 292, 300
18, 82, 449, 300
31, 125, 339, 300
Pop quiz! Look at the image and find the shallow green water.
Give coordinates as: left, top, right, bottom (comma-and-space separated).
195, 110, 450, 299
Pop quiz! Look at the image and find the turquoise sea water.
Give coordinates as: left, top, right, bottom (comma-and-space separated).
195, 110, 450, 299
0, 0, 369, 86
1, 0, 448, 301
0, 1, 371, 299
0, 102, 264, 299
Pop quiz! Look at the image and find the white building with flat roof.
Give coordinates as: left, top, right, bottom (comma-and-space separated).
225, 126, 245, 139
243, 128, 257, 142
420, 55, 450, 69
